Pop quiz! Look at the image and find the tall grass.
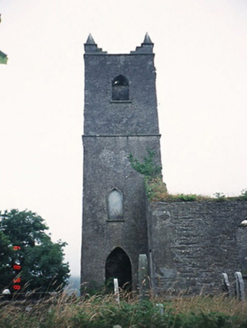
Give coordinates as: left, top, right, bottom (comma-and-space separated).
0, 292, 247, 328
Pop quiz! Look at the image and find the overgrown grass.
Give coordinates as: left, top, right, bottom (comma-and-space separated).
146, 177, 247, 203
1, 292, 247, 328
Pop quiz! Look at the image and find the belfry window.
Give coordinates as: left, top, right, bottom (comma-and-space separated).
112, 75, 129, 100
108, 188, 124, 220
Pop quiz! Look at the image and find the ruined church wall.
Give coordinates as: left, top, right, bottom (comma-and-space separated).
147, 201, 247, 295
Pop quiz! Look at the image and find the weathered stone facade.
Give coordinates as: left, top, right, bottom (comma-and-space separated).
81, 34, 161, 291
81, 35, 247, 295
147, 201, 247, 295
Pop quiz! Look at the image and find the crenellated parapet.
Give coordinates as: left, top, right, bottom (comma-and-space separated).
84, 33, 153, 55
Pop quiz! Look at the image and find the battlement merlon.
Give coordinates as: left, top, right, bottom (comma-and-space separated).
84, 33, 154, 55
131, 33, 154, 54
84, 33, 107, 54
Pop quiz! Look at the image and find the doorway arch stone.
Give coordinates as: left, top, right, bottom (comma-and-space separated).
105, 247, 132, 291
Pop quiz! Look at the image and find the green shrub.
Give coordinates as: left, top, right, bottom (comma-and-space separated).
240, 189, 247, 200
128, 149, 162, 178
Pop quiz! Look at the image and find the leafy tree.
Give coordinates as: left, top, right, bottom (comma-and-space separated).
0, 231, 12, 262
0, 50, 7, 64
0, 209, 70, 292
0, 231, 14, 287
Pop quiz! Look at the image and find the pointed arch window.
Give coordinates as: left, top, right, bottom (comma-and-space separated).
107, 188, 124, 221
112, 75, 129, 101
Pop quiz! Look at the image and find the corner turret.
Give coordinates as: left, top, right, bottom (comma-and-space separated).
84, 34, 107, 54
131, 33, 154, 54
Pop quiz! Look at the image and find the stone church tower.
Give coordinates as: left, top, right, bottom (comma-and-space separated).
81, 34, 162, 291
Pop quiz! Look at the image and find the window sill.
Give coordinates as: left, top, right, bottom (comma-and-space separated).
110, 100, 132, 104
106, 219, 124, 223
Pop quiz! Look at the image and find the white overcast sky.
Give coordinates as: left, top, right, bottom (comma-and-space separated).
1, 0, 247, 277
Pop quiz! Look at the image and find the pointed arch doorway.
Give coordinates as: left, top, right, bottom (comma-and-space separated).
105, 247, 132, 291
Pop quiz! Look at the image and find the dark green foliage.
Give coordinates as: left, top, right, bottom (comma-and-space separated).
0, 50, 8, 64
176, 194, 197, 202
214, 192, 226, 202
0, 209, 49, 247
0, 231, 14, 288
0, 230, 13, 263
0, 209, 70, 292
128, 149, 162, 178
173, 312, 233, 328
21, 236, 69, 292
240, 189, 247, 200
0, 17, 8, 64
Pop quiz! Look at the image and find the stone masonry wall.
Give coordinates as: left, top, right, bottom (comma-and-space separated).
147, 201, 247, 295
81, 36, 161, 291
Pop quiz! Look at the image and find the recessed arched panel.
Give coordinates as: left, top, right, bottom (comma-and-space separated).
112, 75, 129, 100
108, 188, 123, 220
105, 247, 132, 291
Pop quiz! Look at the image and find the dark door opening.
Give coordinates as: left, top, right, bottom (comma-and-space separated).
105, 247, 132, 291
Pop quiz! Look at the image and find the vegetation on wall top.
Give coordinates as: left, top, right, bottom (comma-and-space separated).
146, 179, 247, 202
128, 150, 247, 202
